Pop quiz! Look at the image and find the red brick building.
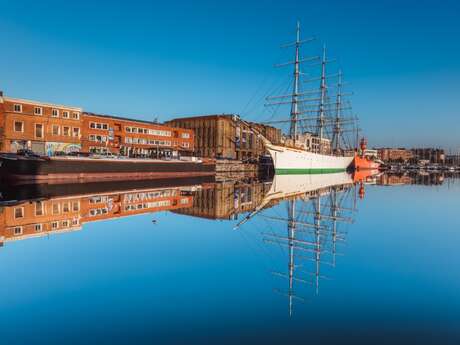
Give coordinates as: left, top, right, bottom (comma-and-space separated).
0, 92, 82, 155
82, 112, 194, 158
0, 91, 194, 157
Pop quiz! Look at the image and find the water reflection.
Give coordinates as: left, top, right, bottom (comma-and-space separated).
0, 170, 458, 319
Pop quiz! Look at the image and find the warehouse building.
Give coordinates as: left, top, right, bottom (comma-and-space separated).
165, 114, 281, 161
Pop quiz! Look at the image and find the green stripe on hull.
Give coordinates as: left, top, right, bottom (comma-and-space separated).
275, 168, 346, 175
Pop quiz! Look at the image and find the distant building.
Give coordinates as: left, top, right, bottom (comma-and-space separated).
165, 114, 281, 160
283, 132, 332, 154
445, 154, 460, 166
411, 148, 445, 164
377, 148, 414, 163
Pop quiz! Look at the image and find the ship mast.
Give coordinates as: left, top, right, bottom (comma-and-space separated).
332, 69, 343, 152
290, 21, 301, 141
317, 45, 327, 153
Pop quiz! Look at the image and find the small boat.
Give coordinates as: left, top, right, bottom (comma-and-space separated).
353, 138, 381, 170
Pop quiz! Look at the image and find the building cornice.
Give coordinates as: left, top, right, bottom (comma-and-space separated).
3, 97, 82, 112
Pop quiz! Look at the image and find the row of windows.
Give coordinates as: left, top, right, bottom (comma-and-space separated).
90, 195, 109, 203
12, 218, 80, 236
13, 104, 80, 119
51, 125, 80, 137
123, 190, 174, 203
89, 147, 109, 154
89, 207, 108, 217
13, 121, 80, 138
124, 200, 171, 211
124, 137, 171, 146
125, 126, 171, 137
89, 122, 109, 130
89, 134, 107, 143
14, 201, 80, 219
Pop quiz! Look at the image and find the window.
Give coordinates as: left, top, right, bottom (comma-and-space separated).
35, 201, 44, 216
125, 126, 131, 133
35, 224, 43, 232
52, 109, 59, 117
14, 207, 24, 219
13, 104, 22, 112
63, 126, 70, 136
63, 202, 70, 213
72, 127, 80, 137
72, 201, 80, 211
35, 124, 44, 138
34, 107, 43, 115
71, 218, 79, 226
51, 221, 58, 229
14, 121, 24, 132
52, 203, 60, 215
181, 132, 190, 139
62, 111, 69, 119
14, 227, 23, 235
72, 112, 80, 120
61, 220, 69, 227
52, 125, 60, 136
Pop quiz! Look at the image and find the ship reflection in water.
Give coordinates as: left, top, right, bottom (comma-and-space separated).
0, 171, 459, 343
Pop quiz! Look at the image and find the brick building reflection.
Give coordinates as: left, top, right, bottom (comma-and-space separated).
376, 172, 448, 186
0, 185, 197, 246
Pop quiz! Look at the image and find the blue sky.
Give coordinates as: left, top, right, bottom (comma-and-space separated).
1, 0, 459, 149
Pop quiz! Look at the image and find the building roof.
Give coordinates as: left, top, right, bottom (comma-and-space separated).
167, 114, 237, 122
84, 112, 180, 129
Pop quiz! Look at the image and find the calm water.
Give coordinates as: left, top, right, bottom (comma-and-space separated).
0, 173, 459, 344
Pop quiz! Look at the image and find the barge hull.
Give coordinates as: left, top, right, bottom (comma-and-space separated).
0, 154, 215, 182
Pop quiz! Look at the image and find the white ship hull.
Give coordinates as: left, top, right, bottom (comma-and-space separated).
267, 144, 354, 175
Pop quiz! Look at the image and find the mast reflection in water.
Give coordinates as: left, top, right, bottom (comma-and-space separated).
235, 172, 358, 316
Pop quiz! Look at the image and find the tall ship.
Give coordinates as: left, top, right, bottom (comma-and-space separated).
254, 22, 357, 175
